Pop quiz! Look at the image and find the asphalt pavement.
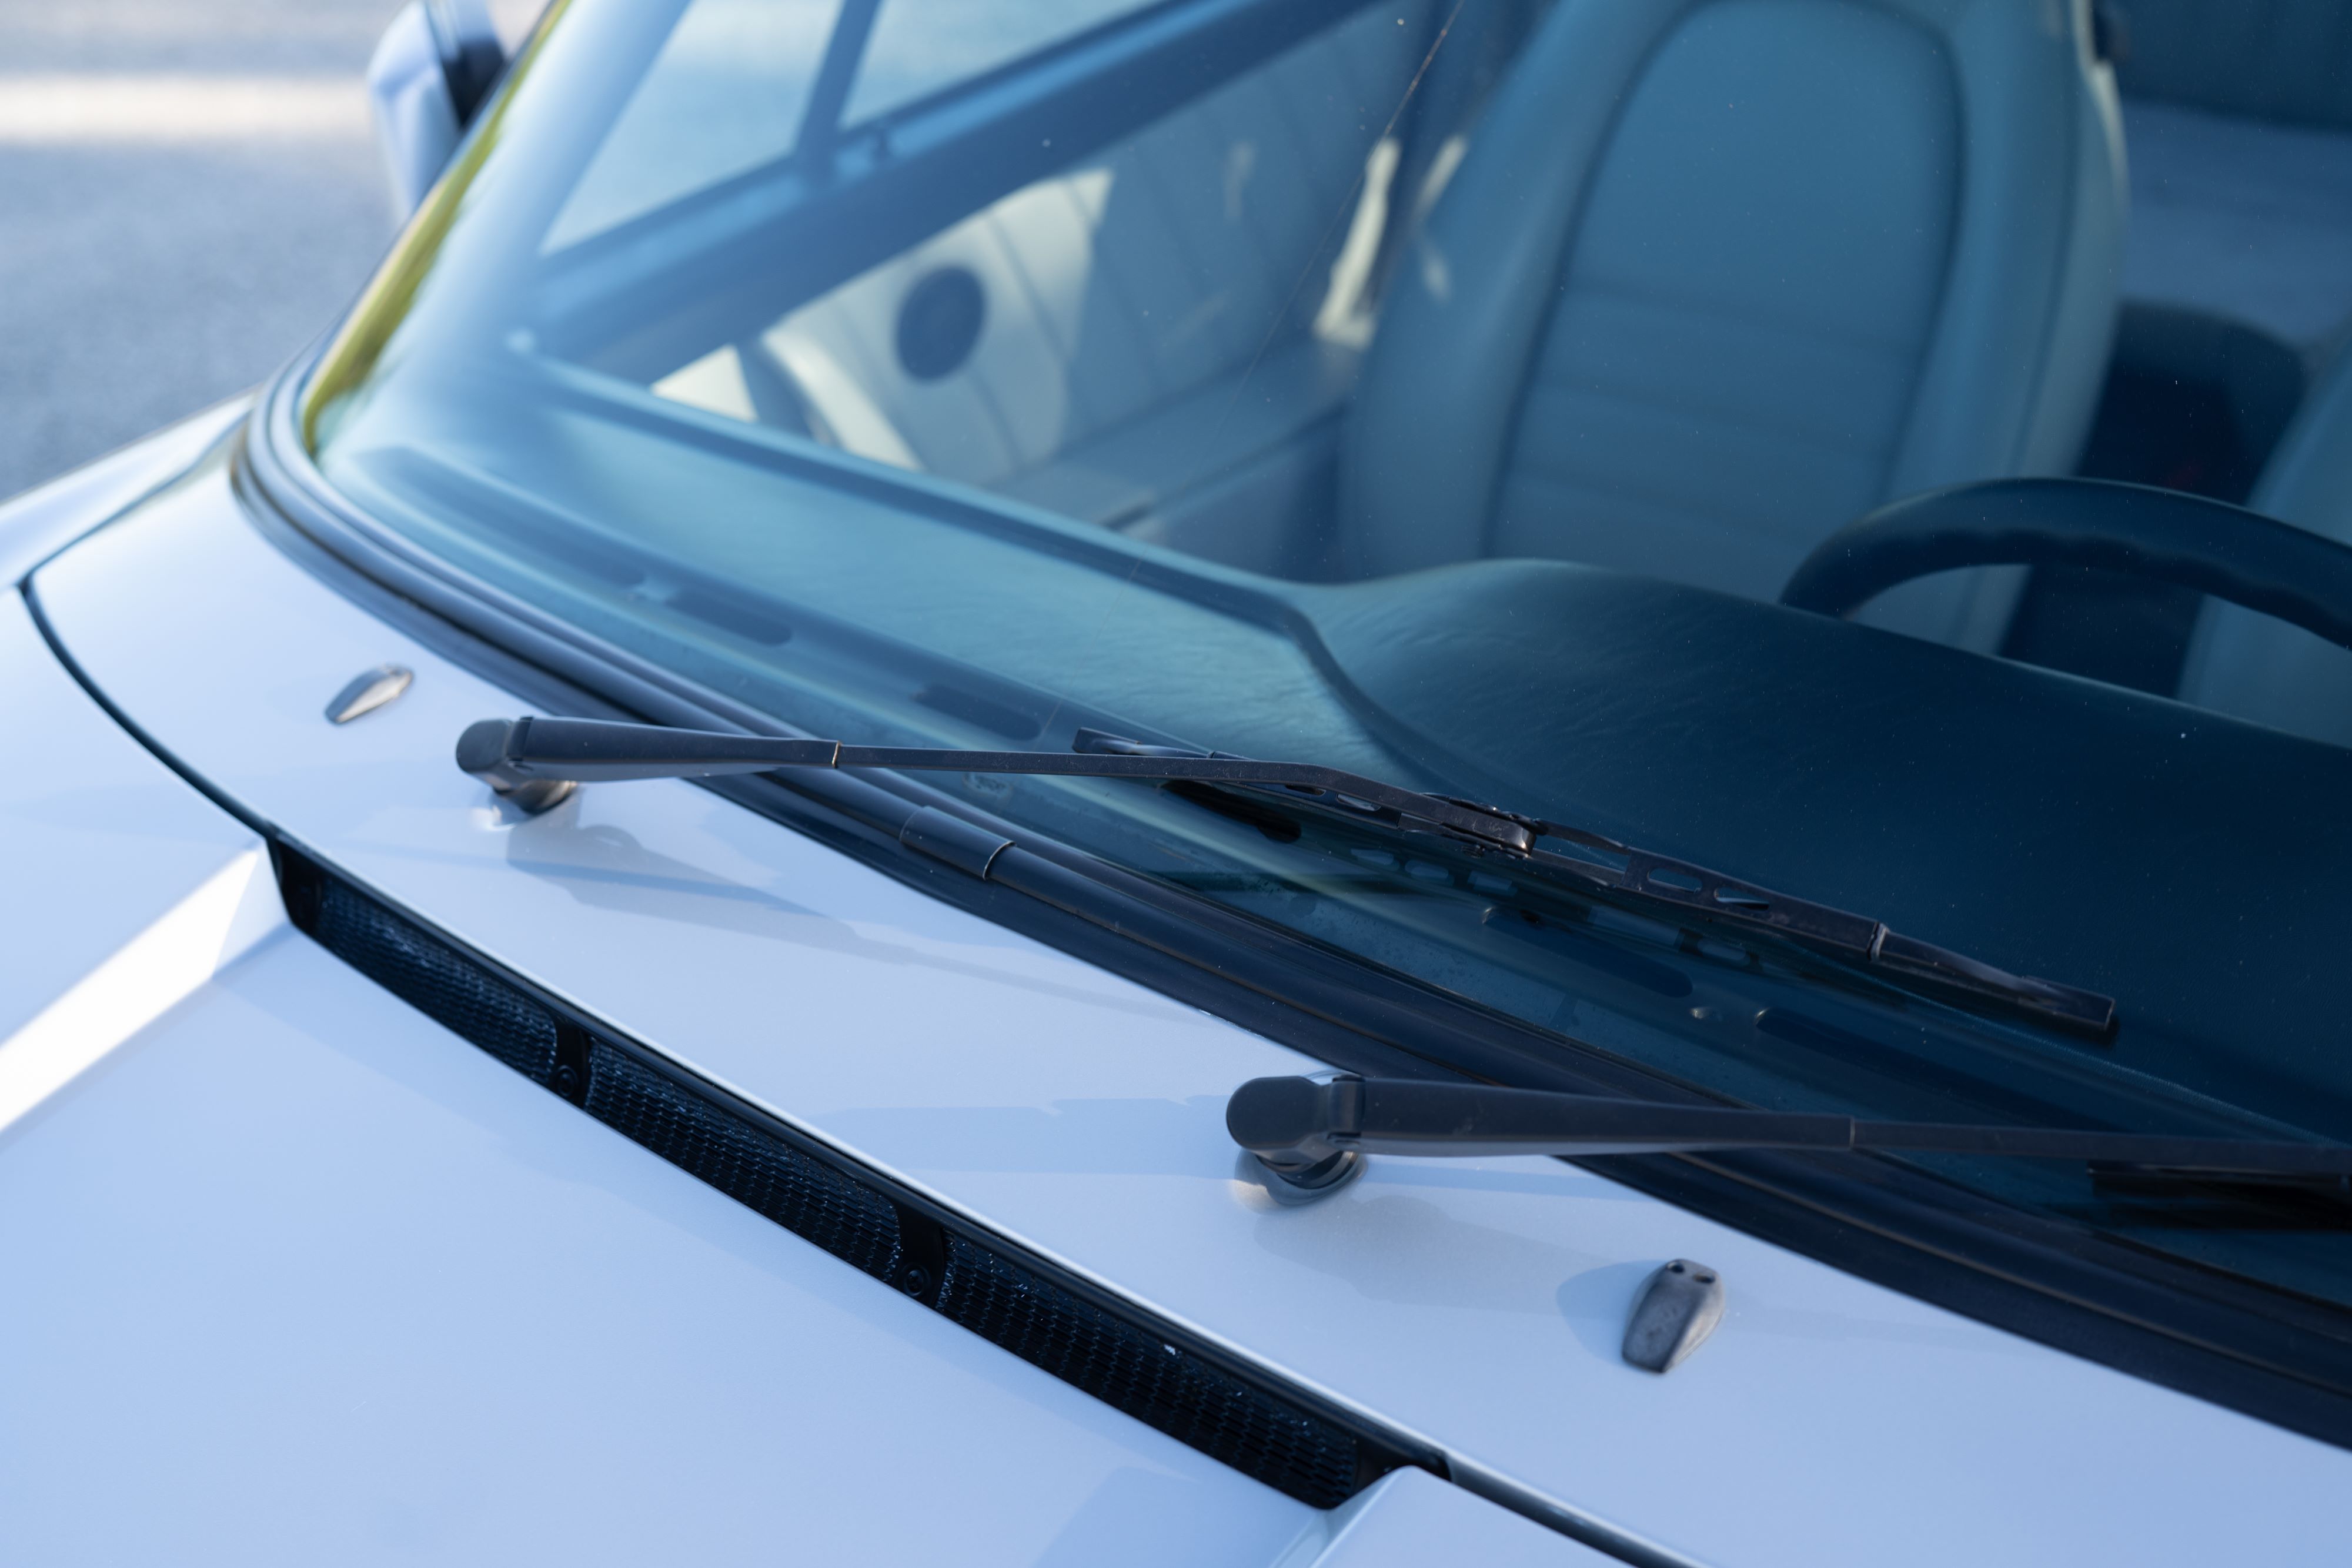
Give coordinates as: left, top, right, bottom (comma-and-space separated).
0, 0, 410, 500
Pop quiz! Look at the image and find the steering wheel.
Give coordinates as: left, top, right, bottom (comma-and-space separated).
1780, 478, 2352, 655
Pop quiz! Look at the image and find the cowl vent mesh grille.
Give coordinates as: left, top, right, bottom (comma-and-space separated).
276, 847, 1393, 1509
938, 1239, 1362, 1502
584, 1041, 904, 1280
308, 874, 557, 1085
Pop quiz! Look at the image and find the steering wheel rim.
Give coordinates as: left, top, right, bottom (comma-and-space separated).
1780, 479, 2352, 656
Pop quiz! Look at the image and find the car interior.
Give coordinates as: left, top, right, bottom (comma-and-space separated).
517, 0, 2352, 746
300, 0, 2352, 1247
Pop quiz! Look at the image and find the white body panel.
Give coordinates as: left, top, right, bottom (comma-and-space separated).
0, 580, 1469, 1567
0, 396, 247, 584
1305, 1468, 1608, 1567
18, 443, 2346, 1564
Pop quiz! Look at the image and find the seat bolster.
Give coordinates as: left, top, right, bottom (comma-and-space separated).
1346, 0, 2123, 620
2248, 343, 2352, 529
1860, 0, 2125, 650
1337, 0, 1701, 580
2177, 346, 2352, 744
1886, 0, 2123, 498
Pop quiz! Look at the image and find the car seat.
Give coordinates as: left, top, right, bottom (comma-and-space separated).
2174, 345, 2352, 744
1338, 0, 2125, 650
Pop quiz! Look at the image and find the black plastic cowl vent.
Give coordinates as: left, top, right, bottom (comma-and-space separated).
272, 843, 1413, 1508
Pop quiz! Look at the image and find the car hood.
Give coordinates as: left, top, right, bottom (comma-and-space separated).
0, 426, 1583, 1567
4, 417, 2347, 1566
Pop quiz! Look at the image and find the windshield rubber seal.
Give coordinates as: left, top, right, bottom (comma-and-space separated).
228, 348, 2352, 1454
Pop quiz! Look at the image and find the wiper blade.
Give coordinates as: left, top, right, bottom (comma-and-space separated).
1229, 1075, 2352, 1205
455, 716, 2115, 1035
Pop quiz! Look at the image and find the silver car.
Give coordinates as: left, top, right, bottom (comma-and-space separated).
5, 1, 2352, 1562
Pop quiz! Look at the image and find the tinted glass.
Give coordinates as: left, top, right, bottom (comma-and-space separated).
307, 0, 2352, 1308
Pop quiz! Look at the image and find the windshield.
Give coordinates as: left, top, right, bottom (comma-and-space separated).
305, 0, 2352, 1310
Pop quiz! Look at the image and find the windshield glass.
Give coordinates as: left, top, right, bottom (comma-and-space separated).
305, 0, 2352, 1309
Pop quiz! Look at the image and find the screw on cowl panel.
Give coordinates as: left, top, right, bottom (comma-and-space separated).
890, 1204, 951, 1305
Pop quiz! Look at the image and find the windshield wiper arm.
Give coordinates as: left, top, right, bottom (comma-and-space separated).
1229, 1074, 2352, 1202
456, 714, 1534, 845
455, 716, 2116, 1035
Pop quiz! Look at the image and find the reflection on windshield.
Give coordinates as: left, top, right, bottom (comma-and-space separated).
846, 0, 1152, 124
546, 0, 838, 248
649, 0, 1414, 564
305, 0, 2352, 1311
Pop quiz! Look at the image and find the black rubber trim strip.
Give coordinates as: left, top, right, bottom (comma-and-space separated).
181, 357, 2352, 1455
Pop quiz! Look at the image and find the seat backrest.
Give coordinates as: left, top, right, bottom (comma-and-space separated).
1338, 0, 2123, 643
737, 2, 1432, 492
2116, 0, 2352, 132
2174, 345, 2352, 744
